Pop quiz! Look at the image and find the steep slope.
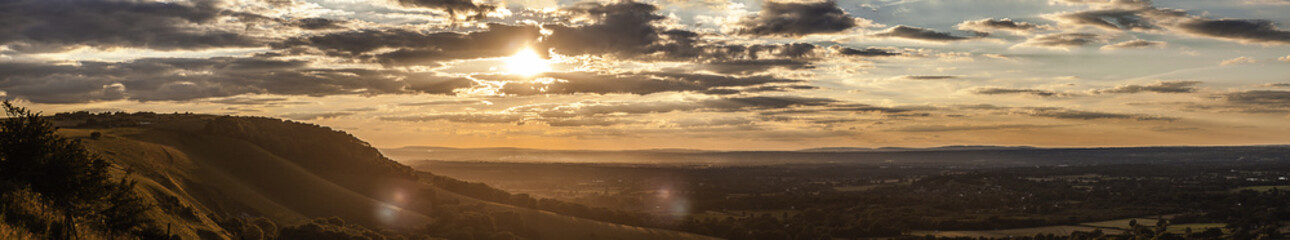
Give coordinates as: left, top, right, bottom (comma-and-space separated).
54, 114, 714, 240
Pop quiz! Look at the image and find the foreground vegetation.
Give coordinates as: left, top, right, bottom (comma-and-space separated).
6, 105, 711, 239
1, 102, 160, 239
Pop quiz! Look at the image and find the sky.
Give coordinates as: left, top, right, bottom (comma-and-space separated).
1, 0, 1289, 150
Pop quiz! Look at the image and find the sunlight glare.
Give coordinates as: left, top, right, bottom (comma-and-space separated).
504, 48, 551, 76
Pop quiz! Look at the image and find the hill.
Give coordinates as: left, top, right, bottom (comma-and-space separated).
5, 111, 713, 240
383, 145, 1290, 167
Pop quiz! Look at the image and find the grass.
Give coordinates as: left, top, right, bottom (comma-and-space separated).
58, 123, 715, 240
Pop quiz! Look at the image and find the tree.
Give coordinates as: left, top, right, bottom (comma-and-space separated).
0, 101, 152, 239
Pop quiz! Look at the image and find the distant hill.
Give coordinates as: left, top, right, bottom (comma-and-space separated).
39, 113, 713, 240
382, 145, 1290, 167
798, 145, 1038, 152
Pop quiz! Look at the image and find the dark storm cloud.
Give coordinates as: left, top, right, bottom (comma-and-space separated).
973, 88, 1070, 97
394, 0, 496, 18
871, 26, 972, 42
1101, 39, 1167, 49
955, 18, 1048, 34
736, 0, 860, 36
831, 46, 902, 57
498, 72, 804, 96
275, 24, 541, 65
0, 57, 476, 103
1173, 19, 1290, 44
1019, 33, 1105, 48
0, 0, 263, 52
1092, 81, 1201, 94
1022, 108, 1176, 121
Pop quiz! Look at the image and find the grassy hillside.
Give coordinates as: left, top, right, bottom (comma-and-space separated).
43, 113, 713, 240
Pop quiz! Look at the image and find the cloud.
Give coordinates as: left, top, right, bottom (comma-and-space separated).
1172, 18, 1290, 45
541, 1, 666, 57
894, 124, 1071, 132
292, 18, 346, 30
276, 24, 541, 65
871, 26, 974, 42
528, 96, 839, 118
701, 59, 814, 74
541, 118, 646, 127
0, 0, 263, 52
498, 71, 805, 96
1020, 108, 1176, 121
397, 99, 488, 106
1049, 0, 1152, 8
1092, 81, 1201, 94
1245, 0, 1290, 5
972, 88, 1071, 97
0, 57, 476, 103
1220, 56, 1258, 66
207, 96, 293, 105
282, 112, 354, 120
736, 0, 862, 36
1281, 55, 1290, 62
1100, 39, 1167, 50
757, 103, 913, 115
831, 46, 903, 57
1052, 9, 1159, 31
1220, 90, 1290, 109
1016, 33, 1106, 49
393, 0, 496, 18
1266, 83, 1290, 88
386, 96, 844, 126
1048, 0, 1290, 45
901, 75, 959, 80
381, 113, 526, 123
955, 18, 1049, 35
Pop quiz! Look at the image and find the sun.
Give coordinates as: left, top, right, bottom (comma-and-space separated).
504, 47, 551, 76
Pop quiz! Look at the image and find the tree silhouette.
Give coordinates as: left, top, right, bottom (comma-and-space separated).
0, 101, 152, 239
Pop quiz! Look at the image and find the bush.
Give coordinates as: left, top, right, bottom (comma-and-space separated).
0, 101, 153, 239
